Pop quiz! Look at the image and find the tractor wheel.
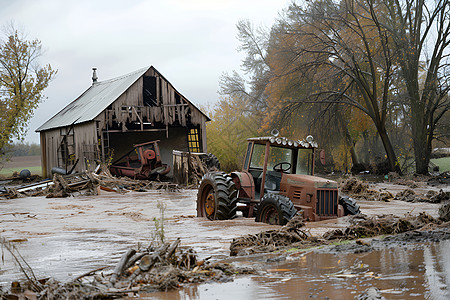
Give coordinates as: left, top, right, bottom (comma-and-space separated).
339, 195, 361, 215
197, 172, 237, 220
203, 153, 221, 171
255, 194, 297, 225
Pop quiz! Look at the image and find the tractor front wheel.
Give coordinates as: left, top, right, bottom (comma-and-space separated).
339, 195, 361, 215
197, 172, 237, 220
255, 194, 297, 225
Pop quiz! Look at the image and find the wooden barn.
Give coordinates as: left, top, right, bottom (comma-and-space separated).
36, 66, 210, 177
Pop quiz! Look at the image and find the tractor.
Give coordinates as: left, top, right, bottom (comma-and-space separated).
109, 140, 171, 180
197, 134, 360, 225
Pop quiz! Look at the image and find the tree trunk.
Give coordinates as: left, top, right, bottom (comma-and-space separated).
344, 126, 359, 166
377, 126, 402, 175
412, 123, 432, 174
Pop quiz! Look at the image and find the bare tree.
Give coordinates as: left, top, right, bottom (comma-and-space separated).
381, 0, 450, 174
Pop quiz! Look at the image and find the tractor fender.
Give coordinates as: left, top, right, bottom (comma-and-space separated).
230, 171, 255, 200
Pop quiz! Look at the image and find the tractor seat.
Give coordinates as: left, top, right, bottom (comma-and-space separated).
259, 171, 282, 192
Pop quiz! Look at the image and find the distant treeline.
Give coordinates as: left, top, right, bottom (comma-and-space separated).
7, 143, 40, 156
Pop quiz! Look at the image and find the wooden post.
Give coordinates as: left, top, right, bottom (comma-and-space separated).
40, 132, 47, 178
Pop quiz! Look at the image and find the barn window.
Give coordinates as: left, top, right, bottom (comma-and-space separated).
188, 129, 200, 153
143, 76, 158, 107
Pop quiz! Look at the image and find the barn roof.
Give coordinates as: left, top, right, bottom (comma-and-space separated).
36, 66, 209, 132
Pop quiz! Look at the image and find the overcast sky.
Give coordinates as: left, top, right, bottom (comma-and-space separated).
1, 0, 291, 144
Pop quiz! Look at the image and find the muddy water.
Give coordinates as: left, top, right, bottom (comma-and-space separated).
147, 241, 450, 299
0, 190, 277, 284
1, 187, 449, 299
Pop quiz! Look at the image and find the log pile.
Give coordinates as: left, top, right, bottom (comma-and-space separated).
1, 239, 255, 299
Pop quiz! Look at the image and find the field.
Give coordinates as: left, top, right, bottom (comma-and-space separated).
0, 155, 41, 177
431, 156, 450, 172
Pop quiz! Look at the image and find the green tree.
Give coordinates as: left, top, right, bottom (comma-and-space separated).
0, 27, 56, 158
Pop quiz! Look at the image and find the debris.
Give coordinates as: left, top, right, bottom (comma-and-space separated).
355, 287, 386, 300
439, 203, 450, 222
0, 238, 256, 298
324, 213, 440, 240
395, 189, 449, 203
0, 166, 182, 199
427, 171, 450, 186
339, 177, 391, 201
230, 215, 310, 256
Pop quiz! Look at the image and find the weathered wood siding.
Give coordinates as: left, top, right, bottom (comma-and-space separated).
40, 122, 97, 177
73, 121, 97, 172
40, 66, 209, 177
96, 68, 208, 132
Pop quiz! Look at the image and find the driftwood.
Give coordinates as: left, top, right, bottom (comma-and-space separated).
128, 239, 179, 282
110, 249, 136, 285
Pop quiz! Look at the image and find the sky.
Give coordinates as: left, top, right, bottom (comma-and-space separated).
0, 0, 292, 144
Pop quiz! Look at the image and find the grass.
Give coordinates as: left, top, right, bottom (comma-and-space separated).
0, 166, 42, 177
431, 156, 450, 172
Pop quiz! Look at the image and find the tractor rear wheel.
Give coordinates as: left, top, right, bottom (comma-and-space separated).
255, 194, 297, 225
339, 196, 361, 215
197, 172, 237, 220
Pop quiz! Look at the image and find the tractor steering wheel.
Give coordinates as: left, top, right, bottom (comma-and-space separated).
273, 162, 291, 172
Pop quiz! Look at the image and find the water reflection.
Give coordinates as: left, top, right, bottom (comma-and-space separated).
147, 241, 450, 299
423, 240, 450, 299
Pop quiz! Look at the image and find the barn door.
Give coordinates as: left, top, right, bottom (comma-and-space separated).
57, 126, 76, 173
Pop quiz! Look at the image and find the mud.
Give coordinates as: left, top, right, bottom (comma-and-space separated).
147, 240, 450, 299
1, 178, 449, 299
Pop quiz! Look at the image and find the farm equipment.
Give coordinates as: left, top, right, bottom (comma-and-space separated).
197, 133, 360, 225
109, 140, 170, 180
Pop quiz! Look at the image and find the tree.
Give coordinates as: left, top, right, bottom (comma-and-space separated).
265, 0, 403, 173
381, 0, 450, 174
206, 96, 259, 171
0, 27, 56, 158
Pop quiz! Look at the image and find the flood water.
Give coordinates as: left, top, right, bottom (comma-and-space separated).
149, 240, 450, 299
1, 187, 449, 299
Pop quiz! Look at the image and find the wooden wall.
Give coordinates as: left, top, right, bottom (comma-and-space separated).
40, 121, 97, 177
40, 67, 209, 177
96, 68, 208, 133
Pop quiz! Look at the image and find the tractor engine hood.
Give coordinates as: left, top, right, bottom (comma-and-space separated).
281, 174, 338, 189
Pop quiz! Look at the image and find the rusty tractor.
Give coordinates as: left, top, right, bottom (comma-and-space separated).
197, 134, 360, 225
109, 140, 171, 180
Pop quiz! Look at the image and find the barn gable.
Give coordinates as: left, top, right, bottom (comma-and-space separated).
36, 66, 209, 177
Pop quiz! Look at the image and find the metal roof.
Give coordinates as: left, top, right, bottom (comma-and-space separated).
36, 67, 148, 132
36, 66, 210, 132
247, 136, 318, 148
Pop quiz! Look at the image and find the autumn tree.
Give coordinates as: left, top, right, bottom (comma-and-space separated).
206, 96, 259, 171
379, 0, 450, 174
267, 0, 405, 173
0, 27, 56, 159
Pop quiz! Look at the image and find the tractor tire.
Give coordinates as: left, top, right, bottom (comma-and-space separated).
339, 195, 361, 215
203, 153, 221, 171
197, 172, 237, 220
255, 193, 297, 225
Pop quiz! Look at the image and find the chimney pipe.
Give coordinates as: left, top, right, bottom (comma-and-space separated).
92, 68, 98, 84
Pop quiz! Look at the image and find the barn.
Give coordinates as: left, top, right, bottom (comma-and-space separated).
36, 66, 210, 177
